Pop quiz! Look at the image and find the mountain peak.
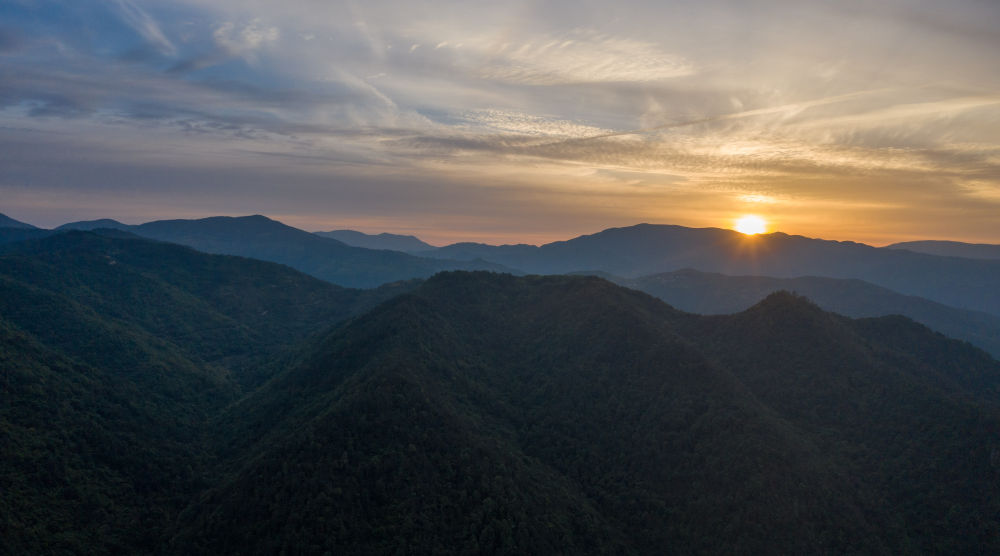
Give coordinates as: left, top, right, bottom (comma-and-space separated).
0, 212, 38, 229
748, 290, 822, 313
314, 229, 435, 252
55, 218, 131, 231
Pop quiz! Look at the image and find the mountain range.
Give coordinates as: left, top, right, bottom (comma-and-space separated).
3, 229, 1000, 553
420, 223, 1000, 316
613, 268, 1000, 358
314, 229, 436, 252
888, 240, 1000, 260
48, 215, 509, 288
0, 231, 416, 553
18, 215, 998, 317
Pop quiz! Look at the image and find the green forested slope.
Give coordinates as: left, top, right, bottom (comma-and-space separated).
174, 273, 1000, 554
618, 268, 1000, 358
0, 232, 408, 554
4, 241, 1000, 554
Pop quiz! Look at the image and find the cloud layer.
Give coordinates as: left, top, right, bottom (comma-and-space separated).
0, 0, 998, 244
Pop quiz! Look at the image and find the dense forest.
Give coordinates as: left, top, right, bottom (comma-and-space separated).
3, 231, 1000, 554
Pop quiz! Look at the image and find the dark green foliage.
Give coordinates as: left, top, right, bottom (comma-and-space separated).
4, 241, 1000, 554
0, 231, 408, 387
0, 315, 224, 554
0, 231, 408, 554
176, 273, 1000, 554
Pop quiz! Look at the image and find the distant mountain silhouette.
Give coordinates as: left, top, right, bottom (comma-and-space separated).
173, 272, 1000, 554
55, 218, 133, 231
126, 215, 510, 288
888, 240, 1000, 260
617, 268, 1000, 358
315, 229, 435, 252
0, 212, 38, 229
426, 223, 1000, 315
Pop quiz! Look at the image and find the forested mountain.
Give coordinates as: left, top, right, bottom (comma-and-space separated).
888, 240, 1000, 260
0, 231, 414, 553
425, 224, 1000, 316
173, 272, 1000, 554
314, 229, 435, 252
0, 227, 52, 244
617, 269, 1000, 358
0, 212, 37, 229
127, 215, 508, 288
4, 232, 1000, 554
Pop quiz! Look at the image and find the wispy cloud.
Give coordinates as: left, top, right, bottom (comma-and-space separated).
213, 18, 279, 61
111, 0, 176, 55
0, 0, 998, 243
462, 30, 694, 85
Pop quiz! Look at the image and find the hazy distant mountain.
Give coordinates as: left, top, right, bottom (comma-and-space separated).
617, 269, 1000, 358
426, 223, 1000, 316
173, 272, 1000, 554
55, 218, 132, 231
887, 240, 1000, 260
315, 229, 435, 252
0, 212, 37, 229
128, 214, 510, 288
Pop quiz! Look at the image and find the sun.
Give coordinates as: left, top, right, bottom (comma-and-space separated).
734, 215, 768, 235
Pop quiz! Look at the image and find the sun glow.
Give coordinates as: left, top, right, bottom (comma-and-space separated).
734, 215, 768, 235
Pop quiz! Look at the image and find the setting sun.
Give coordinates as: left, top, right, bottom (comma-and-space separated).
734, 215, 768, 235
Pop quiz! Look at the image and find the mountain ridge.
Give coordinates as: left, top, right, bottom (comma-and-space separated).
314, 229, 435, 252
0, 212, 38, 229
614, 268, 1000, 358
423, 223, 1000, 316
128, 215, 512, 288
55, 218, 132, 231
887, 239, 1000, 260
174, 272, 1000, 554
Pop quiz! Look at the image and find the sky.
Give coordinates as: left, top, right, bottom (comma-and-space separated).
1, 0, 998, 245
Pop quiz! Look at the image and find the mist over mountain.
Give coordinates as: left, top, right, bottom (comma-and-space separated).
888, 240, 1000, 260
426, 223, 1000, 316
315, 229, 435, 252
616, 269, 1000, 358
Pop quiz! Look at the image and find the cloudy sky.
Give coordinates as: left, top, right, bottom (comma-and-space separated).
1, 0, 998, 244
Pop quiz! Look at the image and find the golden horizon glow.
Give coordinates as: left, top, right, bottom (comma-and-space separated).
1, 2, 998, 245
734, 215, 768, 235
